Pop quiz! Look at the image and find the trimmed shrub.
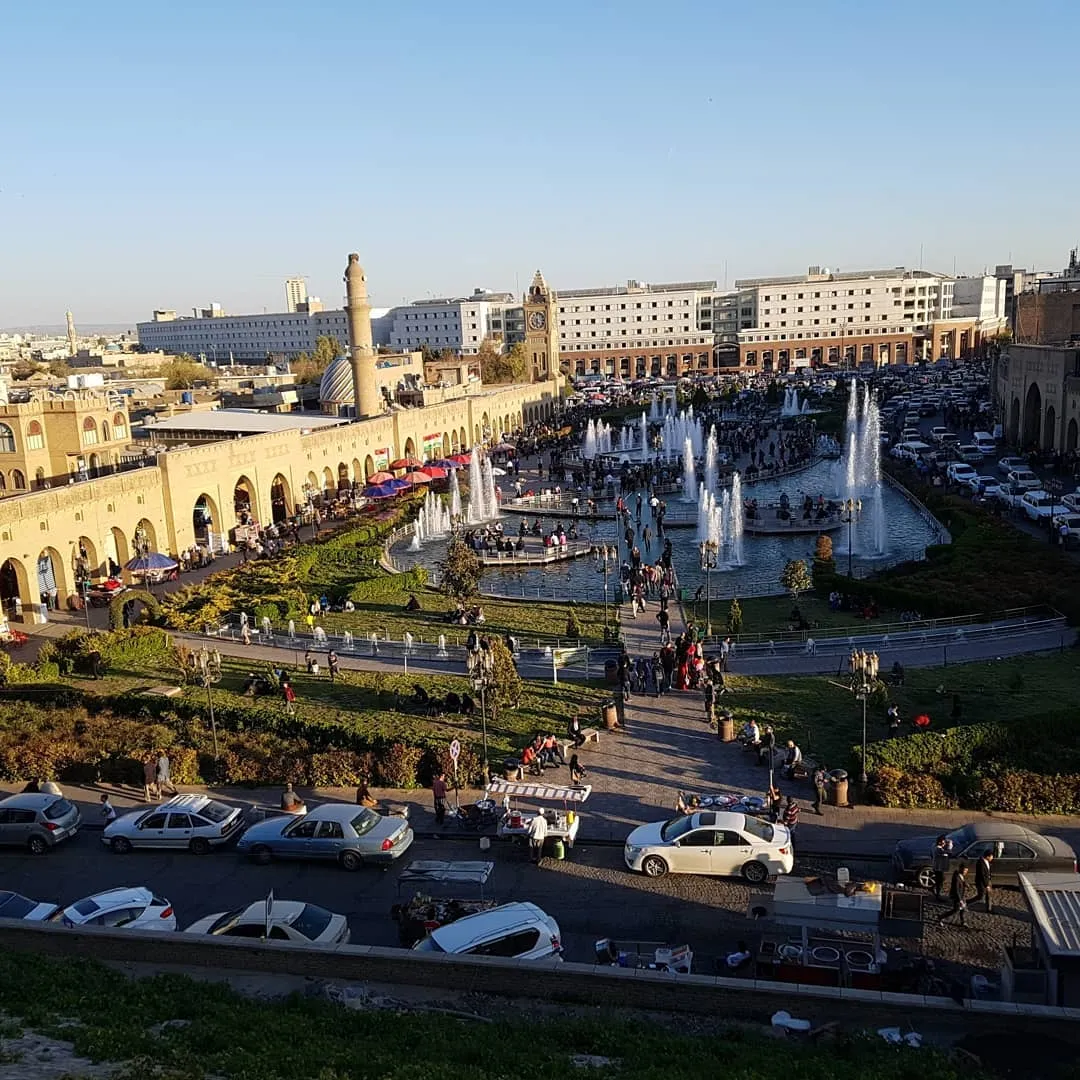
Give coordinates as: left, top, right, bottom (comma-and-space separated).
872, 766, 953, 810
375, 742, 425, 788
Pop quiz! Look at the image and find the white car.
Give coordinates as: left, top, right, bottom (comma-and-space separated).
994, 482, 1029, 510
185, 899, 350, 945
998, 456, 1028, 475
1062, 492, 1080, 514
103, 794, 245, 855
962, 474, 998, 495
1007, 468, 1042, 492
51, 887, 177, 931
1020, 491, 1055, 521
0, 890, 59, 921
1052, 512, 1080, 537
412, 902, 562, 960
624, 811, 794, 884
946, 463, 977, 485
955, 444, 983, 463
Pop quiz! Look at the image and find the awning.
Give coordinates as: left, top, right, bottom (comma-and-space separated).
397, 860, 495, 889
486, 778, 591, 803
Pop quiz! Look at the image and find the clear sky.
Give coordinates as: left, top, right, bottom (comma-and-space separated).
1, 0, 1077, 326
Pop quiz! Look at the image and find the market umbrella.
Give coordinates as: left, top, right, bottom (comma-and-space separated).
367, 471, 395, 484
492, 442, 516, 452
450, 453, 473, 465
362, 483, 398, 499
420, 466, 447, 480
390, 456, 423, 470
385, 478, 410, 491
427, 459, 459, 470
124, 552, 178, 573
403, 471, 432, 484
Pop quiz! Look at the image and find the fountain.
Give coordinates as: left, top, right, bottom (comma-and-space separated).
583, 419, 598, 459
703, 425, 719, 495
681, 438, 696, 501
638, 412, 649, 463
448, 468, 462, 520
781, 386, 800, 416
835, 379, 887, 558
412, 489, 453, 546
480, 455, 499, 520
729, 471, 744, 566
649, 392, 661, 423
864, 391, 887, 556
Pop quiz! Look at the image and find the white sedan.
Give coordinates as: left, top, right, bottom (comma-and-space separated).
51, 887, 177, 931
185, 899, 350, 945
946, 463, 977, 485
1020, 490, 1055, 521
624, 811, 793, 884
1052, 512, 1080, 537
961, 474, 998, 495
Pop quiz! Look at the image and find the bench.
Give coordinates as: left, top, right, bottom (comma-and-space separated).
558, 727, 600, 759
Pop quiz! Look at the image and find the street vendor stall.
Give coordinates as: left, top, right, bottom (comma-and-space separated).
390, 860, 496, 947
678, 790, 768, 817
486, 778, 592, 853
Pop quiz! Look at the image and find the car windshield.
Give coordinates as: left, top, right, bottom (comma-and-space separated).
350, 809, 379, 836
207, 907, 248, 935
0, 893, 37, 919
742, 816, 775, 843
197, 801, 234, 824
292, 904, 334, 941
71, 899, 100, 916
659, 816, 695, 842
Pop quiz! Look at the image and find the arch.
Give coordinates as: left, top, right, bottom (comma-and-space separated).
0, 557, 32, 617
337, 461, 350, 490
88, 453, 101, 474
403, 437, 416, 460
1067, 417, 1078, 453
322, 466, 334, 493
233, 475, 257, 524
11, 469, 24, 490
105, 526, 129, 574
459, 426, 466, 450
0, 422, 15, 453
26, 420, 44, 449
108, 588, 161, 631
0, 472, 5, 491
113, 412, 128, 440
1009, 396, 1020, 446
450, 430, 459, 453
101, 419, 110, 443
37, 546, 69, 607
34, 467, 46, 489
474, 423, 480, 446
133, 518, 157, 555
442, 432, 451, 456
269, 473, 292, 523
1044, 405, 1057, 452
481, 412, 490, 441
73, 536, 101, 583
352, 458, 362, 483
193, 492, 219, 544
363, 455, 375, 480
82, 415, 98, 445
1023, 383, 1042, 449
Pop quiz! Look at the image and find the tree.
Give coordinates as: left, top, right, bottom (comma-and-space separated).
812, 534, 835, 585
158, 356, 217, 390
727, 598, 743, 635
438, 537, 482, 603
779, 559, 812, 601
565, 607, 583, 638
293, 334, 341, 385
478, 339, 529, 385
10, 359, 40, 381
765, 380, 780, 404
486, 637, 522, 725
48, 359, 72, 377
691, 386, 710, 410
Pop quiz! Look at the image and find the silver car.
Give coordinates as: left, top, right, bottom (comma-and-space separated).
103, 794, 244, 855
0, 793, 81, 855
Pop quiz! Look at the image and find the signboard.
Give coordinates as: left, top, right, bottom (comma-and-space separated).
423, 432, 443, 458
373, 447, 390, 470
449, 739, 461, 762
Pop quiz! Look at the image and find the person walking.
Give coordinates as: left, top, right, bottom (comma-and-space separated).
931, 834, 954, 900
938, 864, 970, 928
241, 621, 251, 646
327, 649, 340, 683
282, 679, 297, 716
703, 678, 716, 726
156, 749, 178, 797
812, 766, 828, 815
99, 793, 117, 825
432, 772, 448, 827
974, 851, 994, 914
142, 754, 159, 802
782, 796, 800, 835
656, 607, 670, 643
528, 809, 549, 864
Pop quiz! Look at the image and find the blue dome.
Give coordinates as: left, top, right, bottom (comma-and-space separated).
319, 355, 354, 405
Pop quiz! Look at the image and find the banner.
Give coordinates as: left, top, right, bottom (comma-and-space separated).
373, 447, 390, 470
423, 432, 443, 458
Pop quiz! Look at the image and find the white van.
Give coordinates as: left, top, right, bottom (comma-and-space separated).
411, 902, 563, 960
973, 431, 996, 455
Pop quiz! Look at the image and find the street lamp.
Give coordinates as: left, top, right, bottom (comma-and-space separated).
855, 680, 870, 784
698, 539, 718, 637
840, 497, 856, 578
595, 546, 617, 632
193, 647, 222, 763
467, 640, 493, 774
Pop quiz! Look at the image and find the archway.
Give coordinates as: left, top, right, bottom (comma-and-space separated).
1044, 406, 1057, 452
105, 526, 129, 575
363, 455, 375, 480
233, 475, 257, 524
322, 466, 334, 494
1009, 397, 1021, 447
108, 588, 161, 630
473, 423, 480, 446
101, 420, 110, 443
88, 453, 101, 474
443, 432, 451, 456
352, 458, 362, 484
270, 473, 292, 523
1067, 417, 1078, 453
481, 412, 490, 441
403, 437, 416, 460
450, 430, 459, 453
37, 546, 68, 608
11, 469, 25, 490
73, 536, 101, 584
459, 427, 466, 450
34, 467, 46, 489
1023, 383, 1042, 449
337, 462, 350, 491
133, 518, 158, 555
0, 557, 31, 617
193, 493, 219, 544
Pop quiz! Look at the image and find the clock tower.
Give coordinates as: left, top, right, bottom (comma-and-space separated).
522, 269, 559, 382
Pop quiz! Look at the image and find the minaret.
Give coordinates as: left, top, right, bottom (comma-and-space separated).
344, 253, 380, 418
65, 311, 77, 357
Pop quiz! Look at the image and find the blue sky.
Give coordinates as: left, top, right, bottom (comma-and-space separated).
1, 0, 1077, 325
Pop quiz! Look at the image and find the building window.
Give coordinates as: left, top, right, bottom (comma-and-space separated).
11, 469, 25, 489
0, 423, 15, 453
82, 418, 98, 445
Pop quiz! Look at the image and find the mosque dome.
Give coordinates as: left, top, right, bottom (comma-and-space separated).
319, 355, 354, 410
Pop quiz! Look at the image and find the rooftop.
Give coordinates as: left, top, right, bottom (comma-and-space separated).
1020, 872, 1080, 958
139, 410, 348, 436
736, 268, 947, 288
559, 281, 718, 299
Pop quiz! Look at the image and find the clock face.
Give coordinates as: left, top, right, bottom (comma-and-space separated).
528, 310, 546, 331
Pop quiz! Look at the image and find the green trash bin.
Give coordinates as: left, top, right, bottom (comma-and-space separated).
549, 838, 565, 861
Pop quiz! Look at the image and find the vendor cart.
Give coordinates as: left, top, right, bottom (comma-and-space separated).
486, 778, 592, 852
678, 790, 768, 816
390, 860, 496, 947
594, 938, 693, 974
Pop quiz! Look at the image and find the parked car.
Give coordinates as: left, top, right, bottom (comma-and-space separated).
236, 802, 414, 870
945, 462, 977, 485
1020, 490, 1055, 522
993, 481, 1029, 510
961, 474, 998, 495
412, 902, 562, 960
955, 444, 983, 463
185, 899, 350, 944
0, 890, 59, 921
624, 811, 793, 884
893, 823, 1077, 889
0, 793, 81, 855
51, 887, 177, 931
103, 794, 244, 855
998, 456, 1028, 475
1061, 492, 1080, 514
1052, 512, 1080, 537
1008, 468, 1042, 492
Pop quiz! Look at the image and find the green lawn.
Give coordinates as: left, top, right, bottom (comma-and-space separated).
724, 652, 1080, 770
685, 594, 860, 638
0, 950, 980, 1080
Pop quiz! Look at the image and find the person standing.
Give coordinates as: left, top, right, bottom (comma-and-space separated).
974, 851, 994, 914
938, 863, 969, 928
720, 636, 732, 671
282, 679, 297, 716
156, 749, 177, 797
758, 725, 776, 767
327, 650, 340, 683
528, 809, 549, 864
432, 772, 448, 826
932, 834, 954, 900
812, 766, 828, 815
142, 754, 159, 802
703, 679, 716, 726
782, 796, 800, 835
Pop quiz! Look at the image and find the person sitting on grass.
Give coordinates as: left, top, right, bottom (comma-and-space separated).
405, 594, 421, 612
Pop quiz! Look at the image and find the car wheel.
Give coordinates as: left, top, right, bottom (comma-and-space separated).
251, 845, 272, 865
742, 860, 768, 885
340, 850, 363, 872
641, 855, 669, 878
916, 866, 935, 890
189, 837, 211, 856
110, 836, 132, 855
27, 836, 48, 856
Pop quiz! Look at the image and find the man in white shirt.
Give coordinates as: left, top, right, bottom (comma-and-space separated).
528, 811, 549, 864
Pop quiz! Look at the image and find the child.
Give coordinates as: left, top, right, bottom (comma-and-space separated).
100, 793, 116, 824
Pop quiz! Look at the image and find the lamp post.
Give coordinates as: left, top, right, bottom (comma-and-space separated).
1046, 476, 1064, 542
596, 546, 616, 632
698, 539, 718, 637
840, 497, 856, 578
194, 647, 222, 763
467, 640, 493, 774
854, 680, 871, 785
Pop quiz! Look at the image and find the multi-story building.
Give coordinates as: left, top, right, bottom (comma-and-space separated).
733, 266, 960, 371
387, 290, 515, 355
556, 280, 721, 379
1013, 250, 1080, 346
284, 277, 308, 313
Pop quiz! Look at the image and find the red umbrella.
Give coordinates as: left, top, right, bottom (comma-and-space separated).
390, 456, 423, 470
367, 471, 395, 484
403, 471, 432, 484
421, 466, 448, 480
451, 453, 473, 464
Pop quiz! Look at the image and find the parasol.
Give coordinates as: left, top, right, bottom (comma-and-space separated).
124, 552, 178, 573
402, 471, 433, 484
420, 466, 447, 480
367, 471, 395, 484
390, 456, 423, 470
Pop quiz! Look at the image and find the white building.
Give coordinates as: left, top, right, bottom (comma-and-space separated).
388, 290, 515, 355
952, 275, 1007, 322
284, 278, 308, 313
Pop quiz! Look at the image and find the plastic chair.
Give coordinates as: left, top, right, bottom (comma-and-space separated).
837, 867, 850, 887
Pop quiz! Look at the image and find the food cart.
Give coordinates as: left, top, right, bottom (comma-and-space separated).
486, 778, 592, 853
390, 860, 496, 947
594, 938, 694, 974
678, 790, 768, 816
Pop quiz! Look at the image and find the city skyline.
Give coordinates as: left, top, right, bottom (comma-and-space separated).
1, 0, 1077, 325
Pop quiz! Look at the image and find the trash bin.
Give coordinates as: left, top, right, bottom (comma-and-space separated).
603, 659, 618, 685
718, 716, 735, 743
602, 701, 618, 730
829, 769, 849, 807
549, 838, 566, 861
503, 757, 522, 781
